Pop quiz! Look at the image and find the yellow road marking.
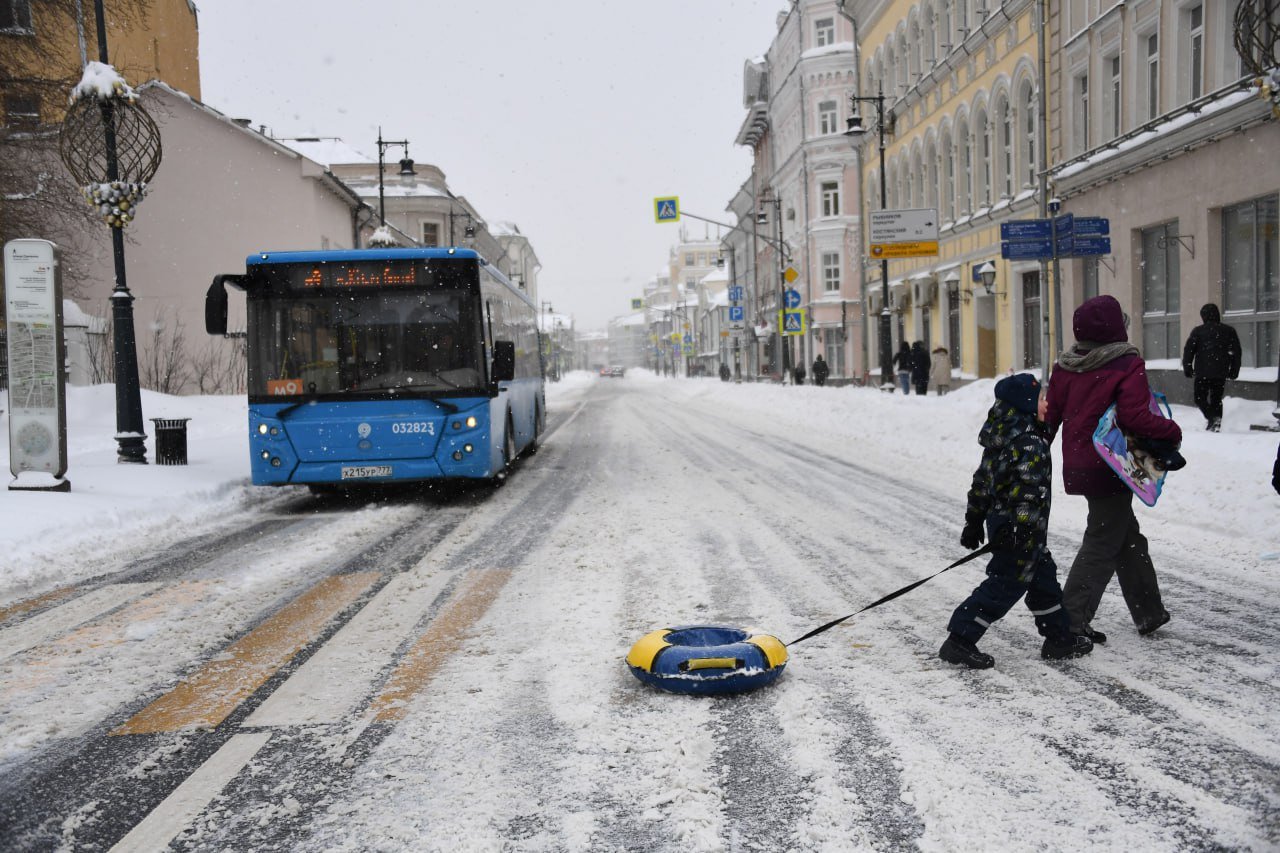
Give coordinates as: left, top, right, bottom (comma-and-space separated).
113, 573, 379, 735
370, 569, 512, 722
0, 586, 79, 626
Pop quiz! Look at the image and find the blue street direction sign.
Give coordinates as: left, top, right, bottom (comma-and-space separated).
1001, 219, 1051, 241
1055, 234, 1074, 256
728, 285, 744, 302
1075, 217, 1110, 236
1072, 236, 1112, 256
728, 305, 745, 322
1053, 213, 1074, 238
784, 288, 801, 308
1001, 239, 1054, 260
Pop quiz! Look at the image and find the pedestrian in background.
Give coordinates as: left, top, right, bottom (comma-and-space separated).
1181, 303, 1241, 432
940, 373, 1093, 669
1043, 295, 1182, 641
910, 341, 930, 395
894, 341, 912, 394
929, 346, 952, 395
812, 354, 829, 386
793, 362, 806, 385
1273, 441, 1279, 495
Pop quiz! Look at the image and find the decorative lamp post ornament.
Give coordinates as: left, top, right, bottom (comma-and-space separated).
58, 52, 161, 464
1234, 2, 1280, 118
58, 61, 161, 229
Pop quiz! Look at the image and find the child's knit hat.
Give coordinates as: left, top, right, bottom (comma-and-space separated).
995, 373, 1041, 415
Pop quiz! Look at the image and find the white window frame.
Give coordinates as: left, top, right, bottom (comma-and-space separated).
822, 251, 841, 292
421, 222, 440, 247
821, 181, 841, 217
1187, 4, 1204, 100
818, 100, 838, 135
1145, 32, 1160, 121
998, 95, 1013, 198
1106, 54, 1121, 139
815, 17, 835, 48
1074, 72, 1090, 154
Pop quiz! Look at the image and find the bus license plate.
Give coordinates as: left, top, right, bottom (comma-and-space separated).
340, 465, 392, 480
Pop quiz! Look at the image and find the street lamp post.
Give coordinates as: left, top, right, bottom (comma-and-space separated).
844, 84, 892, 390
375, 128, 413, 226
758, 193, 791, 384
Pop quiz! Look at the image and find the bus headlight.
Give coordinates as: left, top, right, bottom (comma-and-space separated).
463, 444, 473, 453
258, 424, 268, 435
465, 416, 478, 428
261, 450, 270, 460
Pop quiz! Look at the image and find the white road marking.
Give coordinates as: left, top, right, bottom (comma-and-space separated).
108, 732, 271, 853
0, 583, 161, 660
242, 568, 452, 727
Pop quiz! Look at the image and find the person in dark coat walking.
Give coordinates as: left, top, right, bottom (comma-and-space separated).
910, 341, 930, 395
1044, 295, 1183, 641
1182, 303, 1241, 432
812, 354, 830, 386
719, 362, 731, 382
793, 363, 806, 385
941, 373, 1093, 669
893, 341, 912, 394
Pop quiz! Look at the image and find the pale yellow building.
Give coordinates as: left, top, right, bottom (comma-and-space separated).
850, 0, 1049, 379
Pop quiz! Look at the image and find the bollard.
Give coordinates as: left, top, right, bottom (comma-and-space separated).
151, 417, 190, 465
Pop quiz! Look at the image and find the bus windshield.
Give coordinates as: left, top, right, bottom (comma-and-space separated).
247, 289, 484, 398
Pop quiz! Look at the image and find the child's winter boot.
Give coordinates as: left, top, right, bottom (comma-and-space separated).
1041, 633, 1094, 660
939, 635, 995, 669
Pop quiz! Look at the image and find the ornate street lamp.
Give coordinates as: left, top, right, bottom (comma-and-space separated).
58, 1, 162, 464
844, 84, 891, 390
375, 127, 412, 226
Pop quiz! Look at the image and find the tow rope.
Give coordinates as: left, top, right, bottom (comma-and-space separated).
786, 542, 995, 647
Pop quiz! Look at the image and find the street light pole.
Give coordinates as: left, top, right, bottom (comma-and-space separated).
760, 193, 791, 384
375, 127, 412, 226
845, 84, 892, 390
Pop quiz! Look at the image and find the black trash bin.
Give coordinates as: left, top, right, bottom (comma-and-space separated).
151, 418, 190, 465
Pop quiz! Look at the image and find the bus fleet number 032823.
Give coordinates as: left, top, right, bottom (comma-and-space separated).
390, 421, 436, 436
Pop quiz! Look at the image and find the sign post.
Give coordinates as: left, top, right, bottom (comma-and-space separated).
4, 239, 70, 491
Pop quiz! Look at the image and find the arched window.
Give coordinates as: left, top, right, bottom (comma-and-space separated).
902, 155, 914, 209
909, 17, 922, 81
1021, 81, 1037, 188
942, 130, 955, 221
926, 142, 939, 210
975, 108, 991, 207
996, 94, 1013, 198
939, 1, 952, 52
923, 4, 936, 67
959, 118, 972, 215
898, 31, 910, 92
911, 149, 924, 207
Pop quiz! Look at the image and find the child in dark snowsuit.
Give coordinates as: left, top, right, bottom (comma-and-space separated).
939, 374, 1094, 669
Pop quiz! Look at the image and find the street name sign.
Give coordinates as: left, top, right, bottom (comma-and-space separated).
654, 197, 680, 223
4, 239, 69, 491
1000, 219, 1051, 240
1072, 236, 1112, 255
870, 241, 939, 259
1075, 217, 1110, 236
1001, 239, 1054, 260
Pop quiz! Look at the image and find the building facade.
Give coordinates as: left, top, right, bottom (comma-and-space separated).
1050, 0, 1279, 393
733, 2, 865, 382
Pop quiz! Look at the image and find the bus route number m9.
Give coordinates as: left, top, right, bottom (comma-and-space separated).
204, 248, 545, 489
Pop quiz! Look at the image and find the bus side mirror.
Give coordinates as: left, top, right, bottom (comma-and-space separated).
205, 278, 228, 335
205, 274, 246, 336
492, 340, 515, 383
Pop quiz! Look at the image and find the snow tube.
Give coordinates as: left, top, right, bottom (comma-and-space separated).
625, 625, 788, 695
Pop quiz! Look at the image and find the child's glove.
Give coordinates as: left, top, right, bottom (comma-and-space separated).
960, 514, 985, 550
1184, 367, 1193, 379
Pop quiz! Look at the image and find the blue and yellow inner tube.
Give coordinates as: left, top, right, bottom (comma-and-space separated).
626, 625, 788, 695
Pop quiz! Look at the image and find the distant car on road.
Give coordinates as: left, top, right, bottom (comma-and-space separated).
605, 365, 626, 377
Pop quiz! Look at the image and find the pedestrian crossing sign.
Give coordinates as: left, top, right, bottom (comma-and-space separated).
631, 298, 643, 310
778, 309, 807, 336
654, 197, 680, 223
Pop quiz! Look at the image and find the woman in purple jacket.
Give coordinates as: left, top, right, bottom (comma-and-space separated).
1044, 295, 1183, 641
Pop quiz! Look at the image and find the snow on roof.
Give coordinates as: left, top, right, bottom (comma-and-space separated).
615, 312, 648, 327
492, 221, 522, 237
700, 267, 728, 285
708, 290, 730, 308
279, 138, 374, 166
800, 41, 854, 61
71, 62, 136, 103
62, 299, 103, 329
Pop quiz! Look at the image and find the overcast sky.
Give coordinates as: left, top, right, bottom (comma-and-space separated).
197, 1, 795, 329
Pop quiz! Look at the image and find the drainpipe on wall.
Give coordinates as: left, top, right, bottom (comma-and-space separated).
836, 0, 867, 378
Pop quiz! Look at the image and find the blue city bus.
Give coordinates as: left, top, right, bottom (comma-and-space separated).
205, 247, 544, 487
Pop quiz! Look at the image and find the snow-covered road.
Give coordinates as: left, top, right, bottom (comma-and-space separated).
1, 373, 1277, 851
